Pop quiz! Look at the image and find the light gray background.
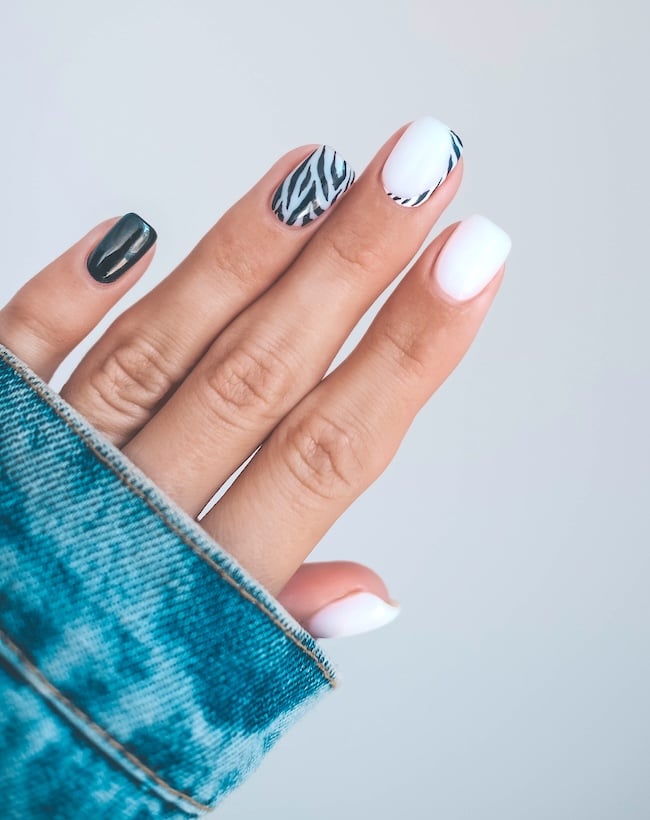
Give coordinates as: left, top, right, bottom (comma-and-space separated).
1, 1, 649, 818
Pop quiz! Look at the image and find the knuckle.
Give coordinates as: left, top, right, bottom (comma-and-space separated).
201, 341, 292, 425
324, 223, 385, 278
87, 331, 175, 421
197, 219, 263, 291
378, 321, 429, 382
0, 300, 66, 354
281, 410, 368, 502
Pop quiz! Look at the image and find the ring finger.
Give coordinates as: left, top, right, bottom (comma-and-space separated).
204, 215, 512, 592
124, 116, 464, 514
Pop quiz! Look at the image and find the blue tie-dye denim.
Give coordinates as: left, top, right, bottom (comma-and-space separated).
0, 343, 337, 818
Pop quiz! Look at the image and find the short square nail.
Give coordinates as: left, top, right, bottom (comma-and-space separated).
87, 212, 157, 284
272, 145, 355, 227
433, 214, 512, 301
382, 116, 463, 207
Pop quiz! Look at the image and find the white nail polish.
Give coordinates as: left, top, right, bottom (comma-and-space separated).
433, 214, 512, 301
382, 116, 463, 207
305, 592, 401, 639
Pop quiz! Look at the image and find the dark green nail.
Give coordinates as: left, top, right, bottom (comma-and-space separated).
87, 213, 157, 284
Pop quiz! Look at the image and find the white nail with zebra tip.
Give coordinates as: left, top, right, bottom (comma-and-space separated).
305, 592, 401, 639
433, 214, 512, 301
382, 116, 463, 207
272, 145, 355, 227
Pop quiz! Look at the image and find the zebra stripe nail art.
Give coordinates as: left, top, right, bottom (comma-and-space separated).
272, 146, 355, 227
387, 130, 463, 207
382, 117, 464, 208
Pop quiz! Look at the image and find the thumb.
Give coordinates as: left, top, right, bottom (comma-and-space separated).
277, 561, 400, 639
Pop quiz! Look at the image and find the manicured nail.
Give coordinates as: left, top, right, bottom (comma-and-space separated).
433, 214, 512, 301
382, 116, 463, 207
305, 592, 400, 639
272, 145, 355, 228
87, 212, 157, 284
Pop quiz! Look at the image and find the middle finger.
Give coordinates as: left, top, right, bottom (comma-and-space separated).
124, 116, 464, 514
60, 144, 354, 445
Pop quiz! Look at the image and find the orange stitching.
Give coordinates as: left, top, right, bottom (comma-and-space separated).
0, 347, 335, 686
0, 628, 208, 812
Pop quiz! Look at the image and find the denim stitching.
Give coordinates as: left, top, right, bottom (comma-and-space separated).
0, 346, 335, 687
0, 628, 208, 813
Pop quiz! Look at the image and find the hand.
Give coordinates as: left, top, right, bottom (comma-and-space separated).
0, 117, 511, 638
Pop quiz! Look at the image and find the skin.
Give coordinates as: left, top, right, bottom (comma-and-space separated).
0, 123, 504, 629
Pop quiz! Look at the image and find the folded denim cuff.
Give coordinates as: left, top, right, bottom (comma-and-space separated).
0, 343, 337, 817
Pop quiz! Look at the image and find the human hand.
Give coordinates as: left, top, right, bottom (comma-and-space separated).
0, 117, 510, 639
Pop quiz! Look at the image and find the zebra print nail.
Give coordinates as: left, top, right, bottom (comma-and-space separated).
382, 117, 464, 208
387, 130, 463, 207
272, 146, 355, 227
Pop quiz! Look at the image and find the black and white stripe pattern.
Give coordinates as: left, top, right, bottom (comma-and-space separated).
272, 145, 355, 227
387, 129, 463, 208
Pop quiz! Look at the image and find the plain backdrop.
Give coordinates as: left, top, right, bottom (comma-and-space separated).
1, 1, 649, 818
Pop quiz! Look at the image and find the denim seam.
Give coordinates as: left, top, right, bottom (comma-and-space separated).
0, 628, 208, 814
0, 345, 335, 686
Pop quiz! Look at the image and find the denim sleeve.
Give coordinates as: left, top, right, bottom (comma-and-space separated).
0, 343, 337, 819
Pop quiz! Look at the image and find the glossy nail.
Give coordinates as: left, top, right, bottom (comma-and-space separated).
305, 592, 400, 639
87, 213, 157, 284
433, 214, 512, 301
382, 116, 463, 207
272, 145, 355, 227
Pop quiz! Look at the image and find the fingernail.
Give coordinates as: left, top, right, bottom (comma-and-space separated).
87, 212, 157, 284
272, 145, 355, 227
382, 116, 463, 207
433, 214, 512, 301
305, 592, 400, 639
